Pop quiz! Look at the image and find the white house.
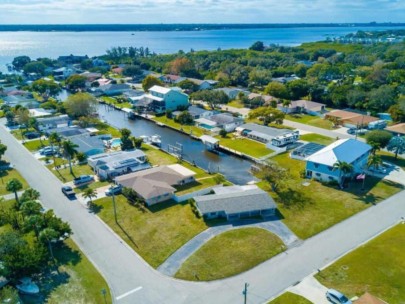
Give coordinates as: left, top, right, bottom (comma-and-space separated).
136, 85, 189, 113
306, 139, 372, 184
195, 113, 244, 132
88, 150, 149, 180
36, 115, 71, 131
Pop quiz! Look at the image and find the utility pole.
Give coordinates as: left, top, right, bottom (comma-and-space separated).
243, 282, 249, 304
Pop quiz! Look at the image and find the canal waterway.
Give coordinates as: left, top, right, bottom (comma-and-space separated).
98, 105, 257, 185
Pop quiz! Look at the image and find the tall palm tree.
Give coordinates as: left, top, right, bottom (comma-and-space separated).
48, 132, 61, 165
333, 161, 354, 188
367, 154, 383, 171
6, 178, 23, 205
39, 227, 58, 260
62, 140, 78, 175
83, 188, 97, 208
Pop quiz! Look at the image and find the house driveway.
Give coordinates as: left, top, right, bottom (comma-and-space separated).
287, 276, 329, 304
157, 218, 299, 277
367, 162, 405, 186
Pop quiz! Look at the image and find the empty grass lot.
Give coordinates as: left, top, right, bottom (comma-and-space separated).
268, 292, 312, 304
216, 134, 273, 158
152, 115, 206, 137
316, 224, 405, 303
299, 133, 335, 146
286, 114, 334, 130
0, 167, 29, 195
93, 196, 208, 268
175, 228, 286, 281
258, 153, 403, 239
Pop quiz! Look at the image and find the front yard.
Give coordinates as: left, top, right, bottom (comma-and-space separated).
216, 134, 274, 158
0, 167, 29, 195
286, 114, 334, 130
175, 228, 286, 281
23, 139, 50, 152
316, 224, 405, 303
268, 292, 312, 304
93, 196, 208, 268
258, 153, 403, 239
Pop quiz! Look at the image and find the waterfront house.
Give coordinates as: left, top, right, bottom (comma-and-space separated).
98, 83, 131, 96
195, 113, 244, 132
69, 134, 106, 156
305, 139, 372, 184
277, 100, 326, 116
88, 150, 150, 180
325, 110, 379, 128
236, 123, 299, 147
195, 186, 276, 221
115, 164, 196, 206
37, 114, 71, 131
136, 85, 189, 114
187, 105, 214, 119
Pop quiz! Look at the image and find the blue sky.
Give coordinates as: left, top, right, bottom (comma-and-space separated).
0, 0, 403, 24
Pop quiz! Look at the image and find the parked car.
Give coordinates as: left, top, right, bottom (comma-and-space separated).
73, 175, 94, 186
24, 132, 41, 139
61, 185, 75, 197
326, 289, 352, 304
105, 184, 122, 196
40, 146, 58, 156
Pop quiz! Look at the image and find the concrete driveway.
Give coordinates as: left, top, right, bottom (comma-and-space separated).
288, 276, 329, 304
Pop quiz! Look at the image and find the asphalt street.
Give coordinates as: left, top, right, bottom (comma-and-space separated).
1, 123, 404, 304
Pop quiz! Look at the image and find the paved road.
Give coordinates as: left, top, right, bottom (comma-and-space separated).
158, 219, 298, 277
1, 123, 404, 304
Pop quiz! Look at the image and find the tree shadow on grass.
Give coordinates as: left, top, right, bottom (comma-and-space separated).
277, 187, 314, 210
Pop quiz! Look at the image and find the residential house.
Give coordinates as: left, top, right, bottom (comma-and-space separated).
306, 139, 372, 184
195, 186, 276, 220
123, 89, 145, 101
37, 114, 71, 131
81, 72, 102, 82
115, 164, 196, 205
88, 150, 150, 180
247, 93, 276, 105
354, 292, 388, 304
69, 134, 106, 156
187, 78, 218, 90
111, 67, 124, 74
134, 85, 189, 113
325, 110, 379, 128
187, 105, 214, 119
44, 126, 89, 138
272, 74, 300, 84
162, 74, 186, 84
385, 123, 405, 136
97, 83, 131, 96
53, 67, 75, 80
214, 88, 250, 100
195, 113, 244, 132
277, 100, 326, 116
3, 94, 39, 109
236, 123, 299, 147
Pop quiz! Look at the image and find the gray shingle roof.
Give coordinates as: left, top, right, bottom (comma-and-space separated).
195, 188, 276, 215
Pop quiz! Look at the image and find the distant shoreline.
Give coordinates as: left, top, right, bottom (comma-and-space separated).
1, 23, 405, 32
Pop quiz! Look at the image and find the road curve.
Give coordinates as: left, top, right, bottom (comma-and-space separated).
1, 122, 404, 304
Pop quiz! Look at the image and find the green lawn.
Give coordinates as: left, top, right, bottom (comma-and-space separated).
258, 153, 403, 239
152, 116, 206, 137
299, 133, 335, 145
23, 139, 50, 151
216, 134, 273, 158
175, 228, 286, 281
316, 224, 405, 303
286, 114, 334, 130
46, 159, 94, 183
227, 100, 245, 108
174, 174, 225, 195
93, 196, 208, 268
0, 167, 29, 195
100, 96, 133, 109
268, 292, 312, 304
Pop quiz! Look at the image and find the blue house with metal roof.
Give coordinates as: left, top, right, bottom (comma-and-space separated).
305, 139, 371, 184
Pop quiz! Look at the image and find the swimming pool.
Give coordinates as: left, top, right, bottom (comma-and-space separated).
199, 123, 214, 130
110, 138, 122, 148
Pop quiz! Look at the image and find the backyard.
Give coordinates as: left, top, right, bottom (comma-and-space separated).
100, 96, 133, 110
316, 224, 405, 303
286, 114, 334, 130
216, 134, 273, 158
268, 292, 312, 304
152, 115, 206, 137
92, 196, 209, 268
259, 153, 403, 239
175, 228, 286, 281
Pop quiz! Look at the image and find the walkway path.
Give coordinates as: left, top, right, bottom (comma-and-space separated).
157, 219, 298, 277
1, 120, 405, 304
1, 191, 24, 201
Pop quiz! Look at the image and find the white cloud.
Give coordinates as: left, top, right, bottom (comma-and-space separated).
0, 0, 403, 23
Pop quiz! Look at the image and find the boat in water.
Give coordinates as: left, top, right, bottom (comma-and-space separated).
16, 277, 40, 295
150, 135, 162, 147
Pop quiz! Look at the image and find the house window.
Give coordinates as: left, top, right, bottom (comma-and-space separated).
314, 163, 319, 168
316, 173, 321, 177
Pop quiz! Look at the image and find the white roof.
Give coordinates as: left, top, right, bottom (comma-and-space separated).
195, 117, 217, 126
167, 164, 196, 178
29, 108, 52, 117
149, 85, 171, 94
144, 93, 164, 102
200, 135, 219, 145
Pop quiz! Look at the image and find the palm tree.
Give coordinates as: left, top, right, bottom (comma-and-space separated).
367, 154, 383, 171
62, 140, 78, 175
39, 228, 59, 260
333, 161, 354, 188
20, 188, 40, 203
48, 132, 61, 165
6, 178, 23, 204
83, 188, 97, 208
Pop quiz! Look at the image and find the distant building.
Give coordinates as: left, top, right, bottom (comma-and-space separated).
306, 139, 372, 184
325, 110, 379, 128
385, 123, 405, 136
195, 186, 276, 221
272, 74, 300, 84
88, 150, 150, 180
115, 164, 196, 206
236, 123, 299, 147
214, 88, 250, 100
53, 67, 76, 80
277, 100, 326, 116
186, 78, 218, 90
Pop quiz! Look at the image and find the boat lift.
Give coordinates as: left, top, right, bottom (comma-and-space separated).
200, 135, 219, 151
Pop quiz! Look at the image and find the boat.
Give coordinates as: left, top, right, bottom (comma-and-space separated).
150, 135, 162, 147
16, 277, 40, 295
140, 135, 151, 144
